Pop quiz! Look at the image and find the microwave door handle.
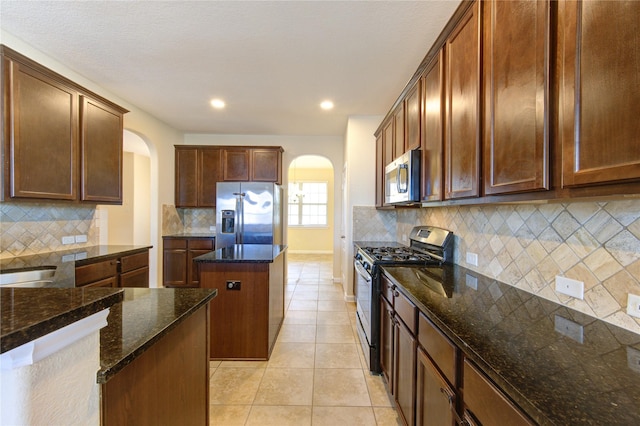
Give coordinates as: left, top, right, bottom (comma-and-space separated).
396, 168, 402, 194
398, 164, 409, 193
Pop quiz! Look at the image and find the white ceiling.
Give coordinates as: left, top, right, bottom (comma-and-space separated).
0, 0, 461, 136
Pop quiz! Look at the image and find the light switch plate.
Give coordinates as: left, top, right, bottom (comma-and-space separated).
555, 276, 584, 300
626, 294, 640, 319
466, 252, 478, 267
75, 234, 87, 243
62, 236, 75, 245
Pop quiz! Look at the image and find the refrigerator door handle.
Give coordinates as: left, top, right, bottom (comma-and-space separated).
235, 192, 244, 245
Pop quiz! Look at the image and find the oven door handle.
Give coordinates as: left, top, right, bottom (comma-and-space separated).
354, 261, 372, 283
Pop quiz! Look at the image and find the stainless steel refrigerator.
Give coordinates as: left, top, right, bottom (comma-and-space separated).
215, 182, 284, 249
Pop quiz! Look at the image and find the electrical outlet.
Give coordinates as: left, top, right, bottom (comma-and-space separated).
62, 236, 75, 245
62, 254, 75, 262
226, 281, 241, 290
626, 294, 640, 319
555, 276, 584, 299
554, 315, 584, 344
466, 252, 478, 267
74, 234, 87, 243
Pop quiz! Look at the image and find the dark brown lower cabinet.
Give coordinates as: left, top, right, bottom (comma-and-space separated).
416, 347, 456, 426
463, 358, 534, 426
380, 295, 394, 386
394, 316, 417, 426
75, 249, 150, 288
162, 237, 215, 287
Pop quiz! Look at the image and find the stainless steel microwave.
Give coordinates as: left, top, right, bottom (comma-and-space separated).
384, 150, 420, 205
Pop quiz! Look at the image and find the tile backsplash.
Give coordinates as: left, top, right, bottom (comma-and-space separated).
162, 205, 215, 235
0, 202, 99, 258
354, 199, 640, 334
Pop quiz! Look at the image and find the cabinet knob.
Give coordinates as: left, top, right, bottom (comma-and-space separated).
393, 290, 400, 298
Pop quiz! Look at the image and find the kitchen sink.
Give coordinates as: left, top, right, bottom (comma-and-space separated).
0, 267, 56, 287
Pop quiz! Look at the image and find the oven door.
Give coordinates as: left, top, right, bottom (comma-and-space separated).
354, 259, 381, 373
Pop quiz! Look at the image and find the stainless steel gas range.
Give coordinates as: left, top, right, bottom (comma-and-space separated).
354, 226, 453, 374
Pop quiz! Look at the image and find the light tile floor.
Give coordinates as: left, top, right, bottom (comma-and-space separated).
209, 253, 402, 425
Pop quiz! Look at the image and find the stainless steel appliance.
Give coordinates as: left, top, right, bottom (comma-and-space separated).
384, 149, 420, 205
215, 182, 283, 250
354, 225, 453, 373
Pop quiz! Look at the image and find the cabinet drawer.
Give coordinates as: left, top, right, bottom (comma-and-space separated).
163, 239, 187, 249
189, 239, 214, 250
418, 312, 457, 386
394, 289, 417, 334
120, 266, 149, 288
83, 276, 117, 288
120, 251, 148, 273
75, 259, 118, 286
381, 274, 394, 303
463, 359, 533, 426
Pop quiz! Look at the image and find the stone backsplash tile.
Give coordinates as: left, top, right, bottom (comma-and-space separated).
353, 199, 640, 334
161, 206, 215, 235
352, 206, 396, 241
0, 202, 99, 259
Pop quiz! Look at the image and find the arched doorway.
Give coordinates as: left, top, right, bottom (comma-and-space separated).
286, 155, 334, 255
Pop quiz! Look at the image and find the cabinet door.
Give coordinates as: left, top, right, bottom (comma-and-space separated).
416, 347, 456, 426
163, 239, 188, 287
393, 104, 405, 158
375, 133, 384, 207
383, 119, 394, 167
559, 0, 640, 187
175, 147, 198, 207
6, 59, 78, 200
444, 1, 480, 200
222, 148, 250, 181
199, 148, 221, 207
80, 96, 124, 203
251, 149, 282, 183
483, 0, 549, 195
380, 296, 394, 389
394, 316, 417, 426
463, 359, 533, 426
406, 81, 421, 152
421, 51, 444, 202
188, 239, 215, 287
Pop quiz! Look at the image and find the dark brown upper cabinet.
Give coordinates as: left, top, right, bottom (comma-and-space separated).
421, 50, 444, 203
251, 148, 283, 184
444, 1, 481, 200
174, 146, 220, 208
222, 148, 250, 181
393, 104, 405, 159
383, 119, 394, 168
483, 0, 550, 196
81, 95, 124, 203
3, 56, 78, 201
559, 0, 640, 188
375, 133, 384, 208
405, 80, 421, 152
1, 45, 127, 204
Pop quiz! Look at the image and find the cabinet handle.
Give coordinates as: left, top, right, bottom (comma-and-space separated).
393, 290, 400, 298
440, 387, 454, 406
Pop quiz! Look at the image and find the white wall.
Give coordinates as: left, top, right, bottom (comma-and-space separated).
1, 31, 183, 287
183, 134, 344, 280
343, 115, 383, 296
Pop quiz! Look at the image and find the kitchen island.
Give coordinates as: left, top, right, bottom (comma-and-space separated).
195, 244, 286, 359
1, 286, 217, 425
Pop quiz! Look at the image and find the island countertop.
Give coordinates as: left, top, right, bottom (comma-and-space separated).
193, 244, 287, 263
382, 264, 640, 425
0, 245, 152, 288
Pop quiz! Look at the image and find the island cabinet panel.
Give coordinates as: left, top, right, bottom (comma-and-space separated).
421, 50, 444, 202
102, 304, 210, 426
4, 58, 78, 201
80, 95, 123, 203
463, 358, 534, 426
222, 148, 250, 181
444, 1, 481, 200
559, 0, 640, 188
483, 0, 549, 195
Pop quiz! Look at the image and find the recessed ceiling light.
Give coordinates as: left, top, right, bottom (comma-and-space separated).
210, 99, 225, 109
320, 100, 334, 110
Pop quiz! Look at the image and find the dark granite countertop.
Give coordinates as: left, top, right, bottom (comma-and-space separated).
382, 265, 640, 425
0, 245, 152, 288
0, 287, 124, 353
162, 233, 216, 239
98, 287, 217, 383
353, 240, 407, 249
193, 244, 287, 263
